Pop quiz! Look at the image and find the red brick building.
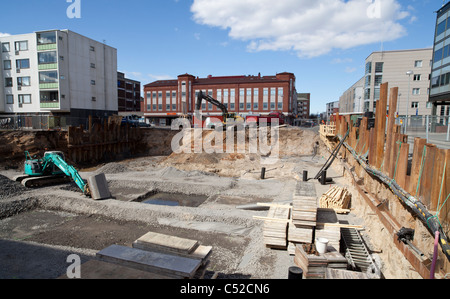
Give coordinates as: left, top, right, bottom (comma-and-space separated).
143, 72, 297, 126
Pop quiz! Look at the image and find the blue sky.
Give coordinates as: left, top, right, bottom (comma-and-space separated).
0, 0, 442, 114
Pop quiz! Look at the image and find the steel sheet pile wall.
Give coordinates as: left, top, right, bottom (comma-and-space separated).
330, 82, 449, 278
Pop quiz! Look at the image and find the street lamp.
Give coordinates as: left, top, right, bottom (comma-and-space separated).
406, 70, 414, 134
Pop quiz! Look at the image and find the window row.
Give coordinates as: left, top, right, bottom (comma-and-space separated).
146, 99, 283, 112
434, 44, 450, 63
4, 71, 59, 87
3, 58, 30, 70
436, 16, 450, 37
1, 41, 28, 53
432, 72, 450, 88
4, 94, 32, 104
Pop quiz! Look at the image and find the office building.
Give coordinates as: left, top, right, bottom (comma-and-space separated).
296, 93, 311, 118
0, 30, 118, 119
339, 77, 364, 114
363, 49, 432, 117
430, 1, 450, 116
143, 72, 297, 126
118, 72, 141, 113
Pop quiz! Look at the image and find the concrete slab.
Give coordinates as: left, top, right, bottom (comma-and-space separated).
88, 173, 111, 200
96, 245, 201, 278
294, 181, 317, 197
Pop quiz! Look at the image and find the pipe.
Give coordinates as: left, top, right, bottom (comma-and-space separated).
341, 140, 450, 262
431, 231, 440, 279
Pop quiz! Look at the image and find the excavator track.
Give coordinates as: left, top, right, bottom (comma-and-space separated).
19, 175, 71, 188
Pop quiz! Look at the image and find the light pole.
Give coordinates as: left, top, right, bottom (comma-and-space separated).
405, 70, 414, 134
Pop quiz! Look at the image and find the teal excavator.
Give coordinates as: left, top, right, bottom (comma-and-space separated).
14, 151, 111, 200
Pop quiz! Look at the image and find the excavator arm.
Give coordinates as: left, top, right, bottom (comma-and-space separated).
196, 91, 229, 115
42, 153, 89, 195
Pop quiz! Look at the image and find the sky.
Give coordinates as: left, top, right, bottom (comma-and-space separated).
0, 0, 443, 114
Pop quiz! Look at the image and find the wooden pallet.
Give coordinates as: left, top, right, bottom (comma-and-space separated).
319, 186, 351, 211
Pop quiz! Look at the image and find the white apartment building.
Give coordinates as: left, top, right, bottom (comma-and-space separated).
0, 30, 117, 119
339, 77, 365, 114
363, 49, 433, 117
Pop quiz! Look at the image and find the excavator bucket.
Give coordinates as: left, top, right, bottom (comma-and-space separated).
87, 173, 111, 200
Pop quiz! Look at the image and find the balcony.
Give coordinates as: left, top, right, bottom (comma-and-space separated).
37, 43, 57, 51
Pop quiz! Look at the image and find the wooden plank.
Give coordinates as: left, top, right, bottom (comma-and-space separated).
408, 138, 427, 195
325, 268, 369, 279
96, 245, 202, 279
133, 231, 199, 255
384, 87, 399, 175
375, 83, 388, 169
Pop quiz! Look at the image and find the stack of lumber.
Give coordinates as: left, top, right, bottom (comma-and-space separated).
294, 244, 348, 279
263, 205, 290, 249
291, 196, 317, 227
319, 186, 351, 212
286, 194, 317, 254
315, 208, 341, 252
95, 232, 212, 279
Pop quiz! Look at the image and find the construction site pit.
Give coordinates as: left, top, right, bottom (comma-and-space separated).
0, 127, 428, 279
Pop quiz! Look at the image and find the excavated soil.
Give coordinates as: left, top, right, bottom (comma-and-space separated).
0, 126, 401, 279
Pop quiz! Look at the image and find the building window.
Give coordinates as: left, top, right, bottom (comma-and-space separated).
278, 102, 283, 110
3, 60, 11, 70
412, 88, 420, 95
239, 103, 244, 109
2, 42, 10, 52
18, 94, 31, 104
90, 63, 96, 69
39, 71, 58, 83
413, 74, 421, 81
158, 104, 162, 111
365, 62, 372, 74
254, 102, 259, 109
414, 60, 423, 68
15, 41, 28, 52
37, 32, 57, 45
434, 49, 443, 63
172, 104, 176, 110
365, 75, 371, 87
91, 80, 96, 85
16, 59, 30, 69
375, 62, 384, 73
5, 78, 13, 87
437, 19, 447, 36
374, 75, 383, 86
166, 104, 171, 111
270, 103, 275, 109
411, 102, 419, 109
38, 51, 57, 64
6, 95, 13, 104
263, 103, 268, 110
263, 88, 269, 96
90, 46, 95, 52
246, 103, 251, 110
17, 77, 31, 86
230, 103, 235, 110
152, 104, 157, 111
92, 97, 96, 101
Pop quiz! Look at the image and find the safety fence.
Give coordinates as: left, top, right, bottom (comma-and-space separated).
0, 115, 90, 131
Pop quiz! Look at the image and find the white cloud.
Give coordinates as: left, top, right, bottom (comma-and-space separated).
0, 33, 11, 37
191, 0, 410, 58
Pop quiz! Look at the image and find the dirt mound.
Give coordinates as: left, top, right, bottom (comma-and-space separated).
95, 163, 130, 174
0, 174, 28, 200
158, 127, 322, 177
